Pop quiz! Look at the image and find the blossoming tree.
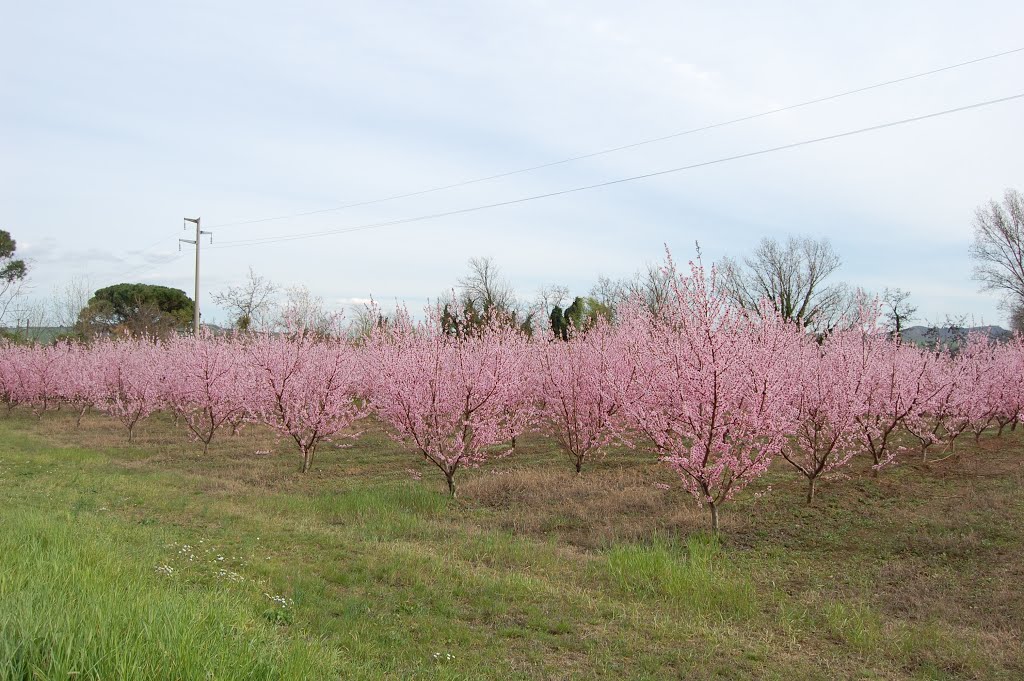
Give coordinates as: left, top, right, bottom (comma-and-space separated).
363, 310, 531, 497
623, 254, 800, 531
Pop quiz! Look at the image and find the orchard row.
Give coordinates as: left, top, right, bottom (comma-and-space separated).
3, 260, 1022, 531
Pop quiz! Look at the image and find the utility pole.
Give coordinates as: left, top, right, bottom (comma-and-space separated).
180, 217, 212, 332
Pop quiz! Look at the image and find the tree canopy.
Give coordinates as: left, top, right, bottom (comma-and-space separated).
0, 229, 29, 326
77, 283, 194, 338
718, 235, 852, 331
970, 188, 1024, 316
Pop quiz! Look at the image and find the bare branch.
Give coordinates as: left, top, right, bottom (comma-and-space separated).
970, 188, 1024, 306
212, 267, 279, 331
718, 235, 846, 330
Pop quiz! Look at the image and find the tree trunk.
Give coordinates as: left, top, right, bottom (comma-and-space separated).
709, 502, 719, 533
127, 424, 135, 444
76, 405, 89, 428
806, 477, 816, 505
575, 458, 583, 475
301, 447, 315, 473
446, 472, 457, 498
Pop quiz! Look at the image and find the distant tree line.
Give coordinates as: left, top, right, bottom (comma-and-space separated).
6, 185, 1024, 342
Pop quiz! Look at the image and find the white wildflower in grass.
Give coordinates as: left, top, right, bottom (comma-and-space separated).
432, 652, 455, 663
154, 565, 174, 577
264, 593, 294, 608
216, 568, 245, 582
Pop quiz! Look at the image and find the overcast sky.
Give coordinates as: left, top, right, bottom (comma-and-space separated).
3, 0, 1023, 327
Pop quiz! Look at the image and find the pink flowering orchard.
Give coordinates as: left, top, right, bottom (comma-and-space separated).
362, 310, 532, 497
244, 329, 366, 473
992, 335, 1024, 435
20, 343, 65, 417
2, 266, 1024, 532
57, 342, 105, 427
780, 325, 870, 504
902, 348, 970, 459
534, 318, 634, 474
854, 334, 934, 473
956, 332, 1024, 442
162, 332, 247, 454
92, 339, 166, 443
622, 257, 801, 532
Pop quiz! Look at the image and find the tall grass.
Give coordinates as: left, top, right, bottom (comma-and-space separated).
606, 534, 757, 621
0, 508, 339, 680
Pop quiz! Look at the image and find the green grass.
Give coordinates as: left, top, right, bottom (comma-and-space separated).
606, 536, 757, 621
1, 408, 1022, 679
0, 509, 341, 680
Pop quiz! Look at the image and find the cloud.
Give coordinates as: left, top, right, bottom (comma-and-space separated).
3, 0, 1021, 329
335, 297, 376, 308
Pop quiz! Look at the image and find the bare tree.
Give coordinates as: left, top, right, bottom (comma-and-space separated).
718, 235, 849, 330
970, 188, 1024, 317
535, 283, 570, 317
625, 262, 675, 315
1010, 303, 1024, 334
440, 256, 536, 334
212, 267, 279, 331
274, 285, 333, 335
882, 287, 918, 338
6, 298, 50, 341
346, 300, 395, 342
48, 275, 94, 329
457, 256, 517, 315
589, 274, 628, 311
585, 264, 679, 318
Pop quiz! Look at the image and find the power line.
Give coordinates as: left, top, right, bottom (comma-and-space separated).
118, 251, 184, 281
99, 234, 181, 281
126, 234, 178, 255
207, 45, 1024, 231
208, 91, 1024, 250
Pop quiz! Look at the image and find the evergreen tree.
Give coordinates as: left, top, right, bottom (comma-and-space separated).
549, 305, 566, 340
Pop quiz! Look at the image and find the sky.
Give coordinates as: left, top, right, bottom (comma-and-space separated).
3, 0, 1023, 328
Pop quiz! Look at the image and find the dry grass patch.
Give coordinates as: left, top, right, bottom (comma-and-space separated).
461, 465, 708, 548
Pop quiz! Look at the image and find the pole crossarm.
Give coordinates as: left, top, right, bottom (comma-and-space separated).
180, 217, 212, 332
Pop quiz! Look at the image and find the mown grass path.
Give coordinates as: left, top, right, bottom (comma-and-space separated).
1, 410, 1022, 679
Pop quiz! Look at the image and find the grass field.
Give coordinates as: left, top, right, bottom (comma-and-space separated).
1, 409, 1022, 679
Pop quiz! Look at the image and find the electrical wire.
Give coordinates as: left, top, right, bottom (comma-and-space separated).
118, 251, 184, 281
206, 46, 1024, 230
208, 91, 1024, 250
